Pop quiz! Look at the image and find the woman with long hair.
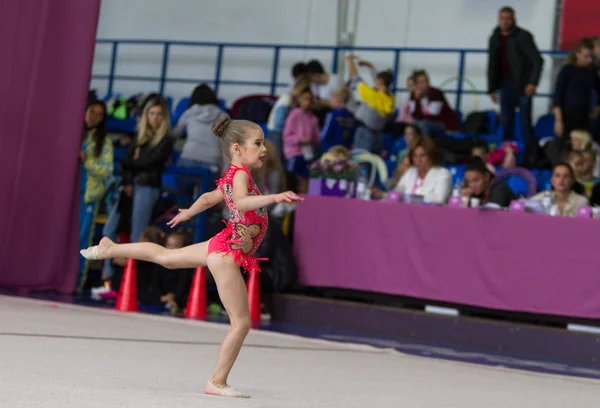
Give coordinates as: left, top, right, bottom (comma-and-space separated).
101, 97, 173, 280
78, 100, 113, 292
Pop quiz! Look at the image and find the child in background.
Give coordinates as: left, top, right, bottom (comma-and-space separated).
266, 73, 312, 155
159, 230, 195, 312
320, 145, 352, 163
283, 87, 320, 193
346, 56, 395, 154
320, 88, 356, 152
470, 141, 496, 175
570, 129, 600, 177
578, 149, 600, 198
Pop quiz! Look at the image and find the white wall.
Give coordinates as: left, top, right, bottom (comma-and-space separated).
92, 0, 338, 104
92, 0, 558, 118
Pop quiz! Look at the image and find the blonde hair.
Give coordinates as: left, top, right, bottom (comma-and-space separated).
565, 38, 594, 65
211, 115, 261, 160
289, 74, 313, 104
570, 129, 592, 149
320, 145, 352, 162
332, 88, 350, 103
137, 98, 171, 147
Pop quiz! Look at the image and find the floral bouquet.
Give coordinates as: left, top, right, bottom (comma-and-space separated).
308, 157, 358, 198
309, 157, 358, 180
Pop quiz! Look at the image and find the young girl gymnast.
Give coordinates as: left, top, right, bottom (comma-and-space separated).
81, 115, 303, 398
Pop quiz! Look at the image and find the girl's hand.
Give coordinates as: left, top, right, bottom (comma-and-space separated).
167, 209, 193, 228
274, 191, 304, 204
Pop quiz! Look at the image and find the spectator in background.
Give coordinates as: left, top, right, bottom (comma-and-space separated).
470, 140, 496, 175
553, 38, 600, 143
346, 56, 395, 154
173, 84, 223, 197
286, 62, 309, 92
78, 100, 113, 292
594, 37, 600, 74
282, 87, 320, 193
266, 74, 312, 155
396, 124, 422, 164
320, 88, 356, 152
577, 149, 600, 198
487, 6, 543, 151
566, 150, 586, 196
462, 157, 515, 207
409, 70, 458, 137
570, 129, 600, 177
307, 59, 341, 109
159, 230, 195, 312
488, 142, 518, 169
392, 137, 452, 204
102, 97, 173, 279
531, 163, 588, 216
396, 74, 415, 124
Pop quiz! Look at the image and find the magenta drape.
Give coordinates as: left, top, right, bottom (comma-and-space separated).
0, 0, 101, 292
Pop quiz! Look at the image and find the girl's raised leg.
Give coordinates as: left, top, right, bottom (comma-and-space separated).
81, 237, 210, 269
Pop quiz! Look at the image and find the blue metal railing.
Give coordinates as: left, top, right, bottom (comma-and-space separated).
93, 39, 568, 110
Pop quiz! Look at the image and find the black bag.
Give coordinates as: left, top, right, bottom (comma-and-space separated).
460, 111, 490, 135
254, 216, 297, 292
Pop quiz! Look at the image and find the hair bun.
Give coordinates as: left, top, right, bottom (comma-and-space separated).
212, 115, 231, 138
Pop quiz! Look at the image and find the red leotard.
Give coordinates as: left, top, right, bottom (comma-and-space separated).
207, 164, 268, 273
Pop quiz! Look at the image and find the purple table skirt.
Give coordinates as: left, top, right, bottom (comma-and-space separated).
294, 196, 600, 319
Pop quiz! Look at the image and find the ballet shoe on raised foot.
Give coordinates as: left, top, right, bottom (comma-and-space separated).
204, 381, 250, 398
80, 238, 113, 260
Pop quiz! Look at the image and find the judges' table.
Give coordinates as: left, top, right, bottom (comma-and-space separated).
294, 196, 600, 319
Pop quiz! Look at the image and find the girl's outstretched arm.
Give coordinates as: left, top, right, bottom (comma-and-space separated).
232, 169, 301, 213
168, 188, 223, 228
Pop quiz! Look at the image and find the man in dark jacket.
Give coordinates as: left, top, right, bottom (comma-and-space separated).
487, 7, 543, 149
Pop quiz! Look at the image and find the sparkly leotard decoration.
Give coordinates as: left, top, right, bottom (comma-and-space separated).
208, 164, 268, 273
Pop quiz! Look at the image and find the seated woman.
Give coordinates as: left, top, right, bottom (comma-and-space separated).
393, 137, 452, 204
531, 163, 589, 216
461, 158, 515, 207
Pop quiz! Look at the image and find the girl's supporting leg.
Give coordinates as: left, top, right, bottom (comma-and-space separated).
205, 253, 251, 390
94, 237, 210, 270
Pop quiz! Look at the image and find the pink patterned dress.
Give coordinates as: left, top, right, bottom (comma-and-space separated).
207, 164, 268, 274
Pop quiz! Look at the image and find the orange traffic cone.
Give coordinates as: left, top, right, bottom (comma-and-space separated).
185, 267, 207, 320
116, 258, 138, 312
247, 271, 261, 322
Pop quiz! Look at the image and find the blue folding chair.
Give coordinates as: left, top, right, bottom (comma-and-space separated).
172, 97, 190, 125
534, 114, 555, 140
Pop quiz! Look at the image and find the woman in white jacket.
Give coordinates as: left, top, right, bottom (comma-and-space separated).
394, 137, 452, 204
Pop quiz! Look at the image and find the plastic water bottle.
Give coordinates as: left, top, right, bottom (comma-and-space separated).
542, 190, 552, 215
356, 170, 370, 200
452, 180, 462, 197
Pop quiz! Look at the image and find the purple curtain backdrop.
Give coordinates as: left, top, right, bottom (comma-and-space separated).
0, 0, 101, 293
